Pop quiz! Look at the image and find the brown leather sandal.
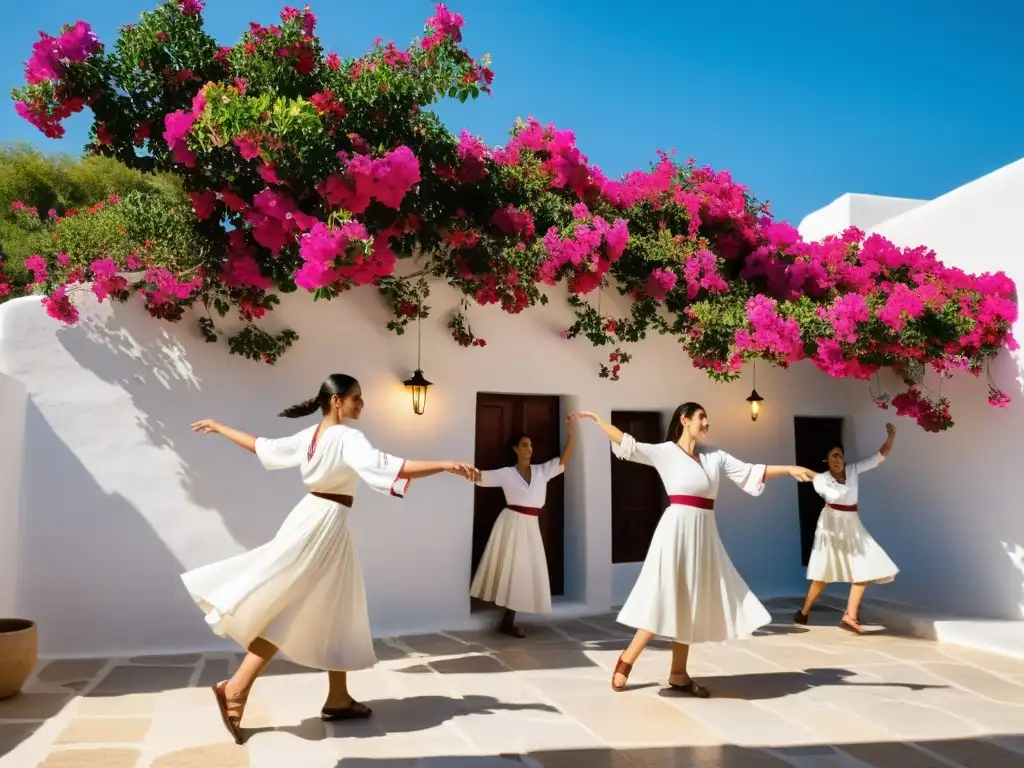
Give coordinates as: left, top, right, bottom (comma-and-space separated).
840, 612, 863, 634
668, 678, 711, 698
211, 681, 245, 745
498, 620, 526, 639
611, 654, 633, 692
321, 701, 373, 721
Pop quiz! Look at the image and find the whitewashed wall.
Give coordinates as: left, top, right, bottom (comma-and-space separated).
0, 278, 867, 658
800, 158, 1024, 622
0, 372, 27, 618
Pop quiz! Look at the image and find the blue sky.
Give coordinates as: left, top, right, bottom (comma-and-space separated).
3, 0, 1022, 224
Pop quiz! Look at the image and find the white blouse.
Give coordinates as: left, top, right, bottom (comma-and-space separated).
613, 433, 766, 501
476, 458, 565, 508
813, 452, 885, 507
254, 424, 408, 498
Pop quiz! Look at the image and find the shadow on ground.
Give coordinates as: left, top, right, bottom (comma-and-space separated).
319, 736, 1024, 767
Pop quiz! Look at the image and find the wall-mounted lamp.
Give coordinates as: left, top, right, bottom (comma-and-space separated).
403, 296, 432, 415
745, 363, 764, 422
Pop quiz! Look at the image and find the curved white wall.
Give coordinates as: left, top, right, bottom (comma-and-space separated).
1, 282, 866, 658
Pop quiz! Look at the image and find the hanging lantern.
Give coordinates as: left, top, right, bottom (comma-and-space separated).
403, 368, 432, 416
403, 294, 432, 415
746, 363, 764, 422
746, 388, 764, 422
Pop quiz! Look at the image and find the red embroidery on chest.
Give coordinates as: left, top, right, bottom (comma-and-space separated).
307, 424, 323, 462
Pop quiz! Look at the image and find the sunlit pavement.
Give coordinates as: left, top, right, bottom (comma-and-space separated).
3, 598, 1024, 767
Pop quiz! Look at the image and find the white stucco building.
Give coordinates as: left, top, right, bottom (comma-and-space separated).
1, 159, 1022, 659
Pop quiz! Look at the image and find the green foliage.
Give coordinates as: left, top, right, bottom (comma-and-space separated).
0, 143, 188, 299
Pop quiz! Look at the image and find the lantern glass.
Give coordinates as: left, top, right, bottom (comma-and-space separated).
403, 369, 432, 416
745, 389, 764, 422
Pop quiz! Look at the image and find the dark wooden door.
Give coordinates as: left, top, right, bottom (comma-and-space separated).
793, 416, 843, 565
472, 393, 564, 596
610, 410, 665, 563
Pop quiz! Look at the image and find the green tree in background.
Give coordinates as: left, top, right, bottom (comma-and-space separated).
0, 143, 188, 300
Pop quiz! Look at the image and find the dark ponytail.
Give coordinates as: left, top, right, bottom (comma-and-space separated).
665, 402, 705, 442
279, 373, 359, 418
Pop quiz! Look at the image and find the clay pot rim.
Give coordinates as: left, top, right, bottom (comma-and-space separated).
0, 618, 36, 634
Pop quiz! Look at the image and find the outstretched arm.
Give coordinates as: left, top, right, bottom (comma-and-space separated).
567, 410, 624, 445
192, 419, 257, 453
878, 423, 897, 458
559, 416, 576, 466
764, 465, 816, 481
568, 410, 659, 467
400, 460, 478, 481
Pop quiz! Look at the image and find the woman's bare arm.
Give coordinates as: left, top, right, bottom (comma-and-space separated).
878, 423, 897, 458
191, 419, 257, 453
567, 410, 623, 445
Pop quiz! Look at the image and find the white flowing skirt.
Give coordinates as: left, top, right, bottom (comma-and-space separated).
806, 506, 899, 584
617, 504, 770, 644
181, 493, 375, 671
470, 507, 552, 614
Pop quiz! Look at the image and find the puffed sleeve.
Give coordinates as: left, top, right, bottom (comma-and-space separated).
812, 472, 848, 503
325, 428, 409, 497
475, 468, 505, 488
851, 452, 885, 475
715, 451, 767, 497
539, 457, 565, 480
254, 428, 314, 470
611, 433, 660, 467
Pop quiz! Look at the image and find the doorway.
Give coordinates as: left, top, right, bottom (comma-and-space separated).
471, 393, 565, 600
793, 416, 844, 565
610, 410, 666, 563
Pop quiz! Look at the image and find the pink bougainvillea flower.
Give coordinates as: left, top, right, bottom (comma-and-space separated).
221, 230, 272, 290
178, 0, 205, 15
422, 3, 465, 50
234, 132, 261, 160
190, 190, 217, 220
257, 162, 282, 185
42, 285, 79, 324
24, 254, 48, 284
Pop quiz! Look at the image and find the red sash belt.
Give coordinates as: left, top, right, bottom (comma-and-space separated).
828, 503, 858, 512
312, 492, 354, 507
509, 505, 542, 517
667, 495, 715, 510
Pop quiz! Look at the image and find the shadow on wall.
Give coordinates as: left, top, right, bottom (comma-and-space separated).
45, 296, 483, 639
54, 303, 316, 551
17, 399, 202, 658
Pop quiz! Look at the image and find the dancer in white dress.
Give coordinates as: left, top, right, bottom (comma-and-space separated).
795, 423, 898, 634
570, 403, 815, 698
184, 374, 478, 744
470, 419, 575, 637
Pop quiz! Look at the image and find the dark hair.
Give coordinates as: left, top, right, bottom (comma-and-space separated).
507, 432, 529, 465
826, 443, 845, 457
665, 402, 705, 442
279, 374, 359, 418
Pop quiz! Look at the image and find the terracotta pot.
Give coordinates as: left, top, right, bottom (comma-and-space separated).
0, 619, 38, 700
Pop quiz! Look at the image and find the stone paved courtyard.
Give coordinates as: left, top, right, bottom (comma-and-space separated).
2, 598, 1024, 767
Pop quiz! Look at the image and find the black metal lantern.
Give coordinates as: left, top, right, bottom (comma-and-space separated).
403, 368, 432, 416
403, 296, 432, 415
746, 363, 764, 422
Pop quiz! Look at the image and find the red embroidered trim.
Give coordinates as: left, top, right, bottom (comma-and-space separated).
307, 424, 323, 462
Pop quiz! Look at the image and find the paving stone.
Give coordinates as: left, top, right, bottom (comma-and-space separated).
56, 717, 151, 744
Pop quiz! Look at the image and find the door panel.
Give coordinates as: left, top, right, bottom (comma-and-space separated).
610, 411, 665, 564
